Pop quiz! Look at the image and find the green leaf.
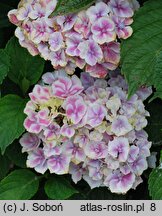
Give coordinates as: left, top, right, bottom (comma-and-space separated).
0, 49, 10, 85
0, 95, 27, 154
5, 37, 45, 93
121, 0, 162, 99
0, 154, 11, 180
6, 141, 27, 168
45, 176, 78, 199
0, 169, 39, 200
148, 167, 162, 200
50, 0, 95, 17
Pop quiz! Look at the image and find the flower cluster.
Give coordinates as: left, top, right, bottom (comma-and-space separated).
8, 0, 139, 78
20, 70, 152, 194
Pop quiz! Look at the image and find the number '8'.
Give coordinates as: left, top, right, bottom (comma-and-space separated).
150, 203, 156, 211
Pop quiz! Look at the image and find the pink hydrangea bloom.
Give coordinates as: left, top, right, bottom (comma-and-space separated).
32, 19, 51, 43
27, 148, 48, 174
87, 104, 107, 127
74, 11, 91, 39
19, 132, 40, 153
49, 32, 64, 52
60, 124, 75, 138
86, 2, 110, 23
111, 115, 133, 136
84, 141, 108, 159
112, 16, 133, 39
28, 3, 46, 19
20, 69, 152, 194
63, 95, 87, 124
8, 0, 138, 78
52, 75, 83, 99
102, 42, 120, 65
43, 122, 60, 140
24, 115, 42, 134
109, 0, 134, 17
65, 35, 82, 57
57, 14, 77, 32
50, 49, 67, 67
47, 153, 71, 174
8, 9, 19, 25
129, 156, 148, 175
91, 17, 116, 44
17, 3, 32, 21
86, 63, 109, 78
78, 40, 103, 66
29, 84, 50, 104
108, 137, 129, 162
104, 170, 135, 193
63, 141, 86, 164
69, 163, 86, 183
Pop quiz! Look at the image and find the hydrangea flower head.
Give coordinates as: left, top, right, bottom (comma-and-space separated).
8, 0, 139, 78
20, 69, 152, 194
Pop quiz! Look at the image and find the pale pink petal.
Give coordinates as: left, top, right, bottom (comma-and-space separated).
108, 137, 129, 162
87, 104, 107, 127
104, 170, 135, 193
109, 0, 134, 18
111, 115, 133, 136
84, 141, 108, 159
27, 148, 48, 174
20, 132, 40, 153
63, 95, 87, 124
86, 2, 110, 23
91, 17, 116, 44
47, 154, 71, 174
78, 40, 103, 66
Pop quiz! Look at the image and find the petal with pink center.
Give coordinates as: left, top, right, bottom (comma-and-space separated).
27, 148, 48, 174
129, 156, 148, 175
102, 41, 120, 65
74, 11, 91, 38
87, 104, 107, 127
8, 9, 19, 25
47, 154, 71, 174
86, 63, 108, 78
20, 132, 40, 153
66, 35, 82, 56
49, 32, 64, 52
127, 145, 139, 163
69, 163, 86, 183
86, 2, 110, 23
91, 17, 116, 44
63, 141, 86, 164
60, 124, 75, 138
104, 170, 135, 193
29, 84, 50, 104
44, 122, 60, 140
111, 115, 133, 136
109, 0, 134, 18
50, 49, 67, 67
63, 95, 87, 124
108, 137, 129, 162
52, 75, 83, 99
78, 40, 103, 66
24, 117, 42, 134
84, 141, 108, 159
